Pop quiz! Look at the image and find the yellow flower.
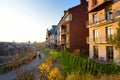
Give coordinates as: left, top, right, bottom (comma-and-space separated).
48, 67, 62, 80
39, 63, 50, 76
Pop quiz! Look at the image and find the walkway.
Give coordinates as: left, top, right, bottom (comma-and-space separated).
0, 53, 46, 80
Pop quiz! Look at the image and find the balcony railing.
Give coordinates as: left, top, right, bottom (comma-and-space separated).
61, 29, 69, 35
89, 0, 112, 12
113, 0, 120, 3
61, 40, 66, 44
87, 17, 114, 28
87, 36, 113, 44
113, 10, 120, 20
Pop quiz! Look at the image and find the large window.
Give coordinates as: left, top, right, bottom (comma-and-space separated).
92, 0, 97, 6
106, 9, 112, 20
106, 46, 113, 61
106, 26, 113, 41
93, 13, 98, 23
93, 46, 98, 58
93, 30, 98, 42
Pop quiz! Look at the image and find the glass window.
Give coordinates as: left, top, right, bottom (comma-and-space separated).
93, 46, 98, 58
106, 9, 112, 20
93, 30, 98, 42
106, 46, 113, 61
92, 0, 97, 6
106, 26, 113, 41
93, 13, 98, 23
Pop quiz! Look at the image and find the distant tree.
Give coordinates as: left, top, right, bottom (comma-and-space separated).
33, 41, 41, 48
28, 41, 30, 43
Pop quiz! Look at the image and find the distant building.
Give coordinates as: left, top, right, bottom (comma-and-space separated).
46, 25, 57, 49
57, 0, 89, 54
87, 0, 120, 62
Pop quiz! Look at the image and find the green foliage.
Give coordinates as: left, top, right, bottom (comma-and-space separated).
42, 50, 120, 80
58, 51, 120, 77
40, 49, 50, 54
110, 21, 120, 52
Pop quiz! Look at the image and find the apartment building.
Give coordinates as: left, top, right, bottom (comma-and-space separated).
57, 0, 88, 53
88, 0, 120, 62
46, 25, 57, 49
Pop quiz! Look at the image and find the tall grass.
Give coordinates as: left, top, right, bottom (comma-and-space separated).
58, 51, 120, 77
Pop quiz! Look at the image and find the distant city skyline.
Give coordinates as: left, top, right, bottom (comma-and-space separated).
0, 0, 81, 42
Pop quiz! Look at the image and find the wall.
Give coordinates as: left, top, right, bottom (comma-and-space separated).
69, 2, 89, 54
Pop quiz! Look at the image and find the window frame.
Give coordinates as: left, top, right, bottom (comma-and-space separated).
93, 13, 98, 23
93, 29, 99, 42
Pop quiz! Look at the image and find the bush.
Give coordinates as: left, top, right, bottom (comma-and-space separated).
38, 50, 63, 80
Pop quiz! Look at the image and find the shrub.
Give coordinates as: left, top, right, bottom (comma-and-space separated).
48, 67, 63, 80
38, 50, 63, 80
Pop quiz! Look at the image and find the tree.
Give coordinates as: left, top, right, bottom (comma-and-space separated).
110, 21, 120, 56
110, 22, 120, 52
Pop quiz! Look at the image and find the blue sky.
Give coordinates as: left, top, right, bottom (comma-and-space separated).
0, 0, 80, 42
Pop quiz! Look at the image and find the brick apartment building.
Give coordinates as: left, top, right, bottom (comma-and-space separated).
57, 0, 89, 54
87, 0, 120, 62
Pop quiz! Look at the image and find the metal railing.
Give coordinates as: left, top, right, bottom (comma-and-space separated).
86, 36, 113, 44
86, 17, 114, 27
61, 29, 69, 35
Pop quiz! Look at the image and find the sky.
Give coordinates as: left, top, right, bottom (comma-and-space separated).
0, 0, 80, 42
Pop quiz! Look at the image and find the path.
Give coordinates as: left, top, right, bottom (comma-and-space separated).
0, 53, 46, 80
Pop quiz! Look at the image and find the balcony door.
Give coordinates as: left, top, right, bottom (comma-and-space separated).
93, 13, 98, 23
106, 26, 113, 42
106, 9, 112, 20
106, 46, 114, 61
93, 30, 98, 42
93, 46, 98, 59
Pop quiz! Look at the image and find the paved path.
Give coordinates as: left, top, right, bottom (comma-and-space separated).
0, 53, 46, 80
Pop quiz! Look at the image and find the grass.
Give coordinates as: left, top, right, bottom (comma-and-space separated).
47, 50, 120, 80
58, 51, 120, 76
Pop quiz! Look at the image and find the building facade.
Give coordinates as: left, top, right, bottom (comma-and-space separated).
57, 0, 89, 54
46, 25, 57, 49
88, 0, 120, 62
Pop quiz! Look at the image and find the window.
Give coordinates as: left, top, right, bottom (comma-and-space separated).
93, 30, 98, 42
106, 46, 113, 61
106, 9, 112, 20
106, 26, 113, 41
93, 13, 98, 23
93, 46, 98, 58
65, 14, 72, 22
92, 0, 97, 6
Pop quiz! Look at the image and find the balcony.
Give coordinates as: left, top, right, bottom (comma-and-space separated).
113, 0, 120, 3
61, 40, 66, 44
87, 17, 114, 28
89, 0, 112, 12
113, 10, 120, 20
61, 29, 69, 35
88, 36, 112, 44
62, 14, 72, 25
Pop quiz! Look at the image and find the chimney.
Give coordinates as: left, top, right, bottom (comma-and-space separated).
80, 0, 86, 4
